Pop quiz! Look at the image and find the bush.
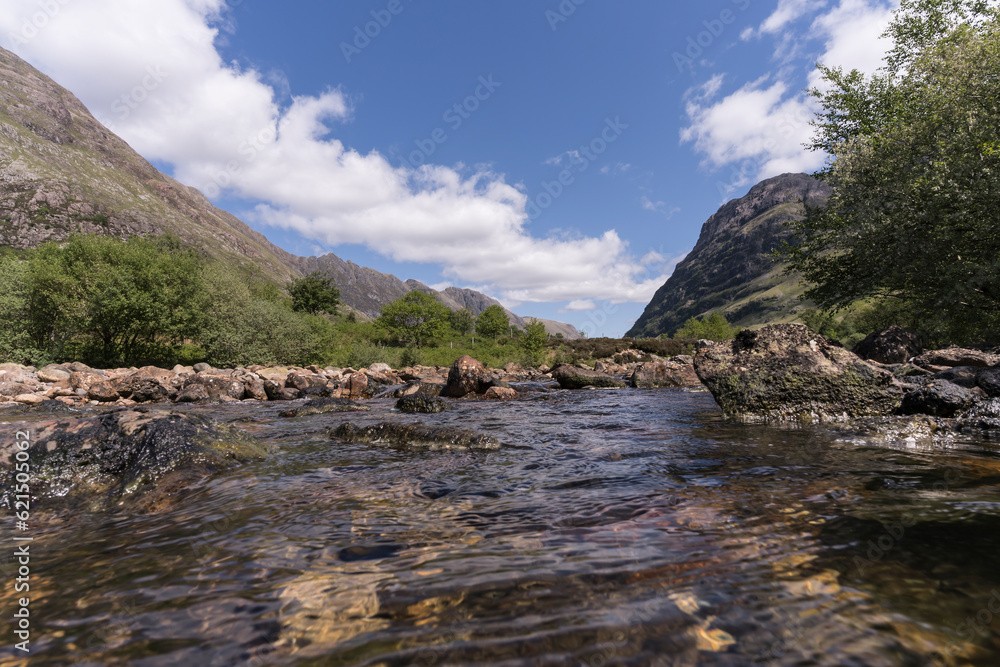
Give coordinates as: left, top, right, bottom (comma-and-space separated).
0, 254, 50, 366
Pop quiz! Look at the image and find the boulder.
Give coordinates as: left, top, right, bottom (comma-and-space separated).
629, 360, 702, 388
1, 382, 37, 398
280, 398, 371, 418
445, 356, 487, 398
978, 368, 1000, 398
88, 380, 120, 402
0, 410, 270, 509
369, 362, 393, 374
182, 371, 246, 401
345, 373, 369, 399
899, 379, 980, 418
13, 393, 43, 405
483, 386, 518, 400
550, 364, 626, 390
115, 368, 173, 403
0, 364, 33, 385
37, 364, 71, 383
913, 347, 1000, 369
193, 362, 213, 373
331, 422, 501, 451
174, 384, 210, 403
285, 371, 328, 392
852, 326, 923, 364
933, 366, 981, 389
958, 398, 1000, 432
396, 395, 451, 413
694, 323, 903, 422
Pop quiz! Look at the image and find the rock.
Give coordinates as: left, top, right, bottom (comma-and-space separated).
264, 380, 300, 401
37, 364, 71, 383
483, 386, 518, 400
280, 398, 371, 418
978, 368, 1000, 398
171, 364, 191, 375
0, 363, 33, 385
286, 371, 328, 392
900, 379, 980, 417
958, 398, 1000, 432
933, 366, 981, 389
629, 360, 702, 388
182, 371, 246, 401
193, 362, 213, 373
396, 395, 451, 413
1, 411, 270, 509
346, 373, 369, 399
174, 384, 210, 403
1, 381, 37, 397
445, 355, 487, 398
257, 367, 292, 382
913, 347, 1000, 369
331, 422, 500, 451
233, 370, 267, 401
115, 368, 172, 403
694, 323, 903, 422
88, 380, 120, 402
550, 364, 626, 390
852, 326, 923, 364
13, 393, 43, 405
369, 362, 393, 374
69, 371, 106, 390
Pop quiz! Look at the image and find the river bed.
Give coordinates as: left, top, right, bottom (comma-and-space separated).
4, 387, 1000, 665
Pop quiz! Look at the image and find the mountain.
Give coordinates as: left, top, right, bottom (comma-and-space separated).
626, 173, 832, 338
0, 46, 579, 338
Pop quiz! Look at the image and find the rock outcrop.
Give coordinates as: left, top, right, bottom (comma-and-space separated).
694, 324, 903, 422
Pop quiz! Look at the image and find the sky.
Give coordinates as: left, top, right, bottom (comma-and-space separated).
0, 0, 899, 336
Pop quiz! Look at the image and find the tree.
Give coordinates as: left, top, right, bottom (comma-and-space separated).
376, 291, 451, 346
476, 304, 510, 342
0, 252, 47, 365
288, 272, 340, 316
449, 308, 476, 336
519, 318, 548, 365
786, 0, 1000, 343
26, 234, 204, 365
674, 312, 738, 341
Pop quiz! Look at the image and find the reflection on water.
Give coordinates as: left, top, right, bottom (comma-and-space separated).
4, 389, 1000, 665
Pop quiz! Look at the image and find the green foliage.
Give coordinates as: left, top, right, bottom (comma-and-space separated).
376, 291, 451, 346
197, 263, 330, 368
449, 308, 475, 336
26, 234, 204, 366
674, 312, 739, 341
518, 318, 548, 366
0, 254, 49, 365
788, 0, 1000, 344
288, 271, 341, 315
399, 346, 422, 368
476, 304, 510, 342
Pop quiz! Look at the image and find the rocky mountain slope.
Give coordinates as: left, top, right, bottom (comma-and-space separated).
627, 173, 832, 338
0, 46, 578, 338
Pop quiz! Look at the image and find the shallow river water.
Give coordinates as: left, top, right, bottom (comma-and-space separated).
5, 387, 1000, 666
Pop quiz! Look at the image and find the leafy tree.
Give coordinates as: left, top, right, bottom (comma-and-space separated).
449, 308, 476, 336
0, 253, 48, 365
786, 0, 1000, 343
476, 304, 510, 342
376, 291, 451, 346
518, 318, 548, 365
674, 312, 738, 341
289, 272, 341, 315
26, 234, 204, 365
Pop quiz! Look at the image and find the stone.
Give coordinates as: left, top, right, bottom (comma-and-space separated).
483, 386, 518, 400
88, 380, 120, 402
331, 422, 500, 451
978, 368, 1000, 398
264, 380, 300, 401
369, 362, 392, 374
13, 393, 43, 405
852, 326, 923, 364
182, 372, 246, 401
899, 379, 979, 418
115, 368, 172, 403
629, 360, 702, 388
958, 398, 1000, 431
694, 323, 903, 422
37, 364, 71, 383
550, 364, 626, 390
69, 371, 106, 390
193, 362, 213, 373
396, 395, 451, 413
933, 366, 981, 389
285, 372, 328, 391
174, 384, 210, 403
913, 347, 1000, 369
281, 398, 371, 418
445, 355, 487, 398
346, 373, 369, 399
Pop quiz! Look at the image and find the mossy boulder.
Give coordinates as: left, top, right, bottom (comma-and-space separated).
550, 364, 626, 390
694, 323, 903, 422
0, 409, 270, 509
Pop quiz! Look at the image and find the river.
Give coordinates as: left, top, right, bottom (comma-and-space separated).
4, 386, 1000, 665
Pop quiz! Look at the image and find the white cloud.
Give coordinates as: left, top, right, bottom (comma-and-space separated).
600, 161, 632, 175
561, 299, 597, 312
0, 0, 665, 306
681, 0, 897, 191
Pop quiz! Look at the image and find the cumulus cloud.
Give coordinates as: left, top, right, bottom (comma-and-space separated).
561, 299, 597, 312
682, 0, 897, 193
0, 0, 668, 306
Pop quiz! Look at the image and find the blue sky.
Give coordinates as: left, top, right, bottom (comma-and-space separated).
0, 0, 898, 336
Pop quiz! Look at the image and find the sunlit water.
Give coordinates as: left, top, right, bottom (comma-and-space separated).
5, 387, 1000, 666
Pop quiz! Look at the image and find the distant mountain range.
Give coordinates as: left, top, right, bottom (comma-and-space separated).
0, 46, 579, 339
627, 173, 832, 338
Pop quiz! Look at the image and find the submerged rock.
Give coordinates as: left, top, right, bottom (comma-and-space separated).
550, 364, 627, 390
695, 323, 903, 422
279, 397, 370, 418
0, 409, 270, 509
396, 395, 451, 413
330, 422, 501, 451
